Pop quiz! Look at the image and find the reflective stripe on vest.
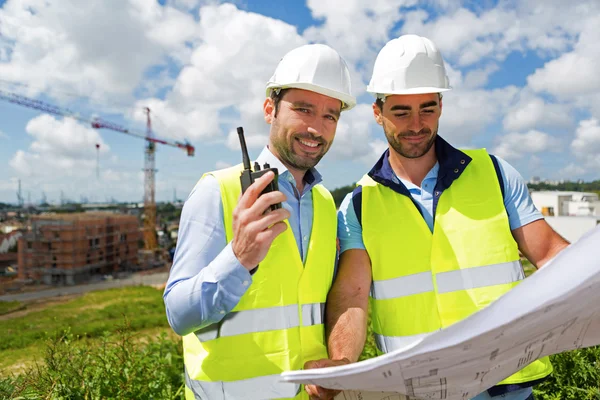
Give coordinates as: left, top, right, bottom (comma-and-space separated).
437, 261, 524, 293
371, 261, 524, 300
185, 368, 301, 400
194, 303, 325, 342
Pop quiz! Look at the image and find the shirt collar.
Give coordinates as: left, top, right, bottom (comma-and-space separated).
367, 136, 472, 194
255, 146, 322, 188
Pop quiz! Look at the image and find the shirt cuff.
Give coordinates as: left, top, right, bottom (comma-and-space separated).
210, 242, 252, 284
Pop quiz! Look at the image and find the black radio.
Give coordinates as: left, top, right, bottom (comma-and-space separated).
237, 126, 282, 211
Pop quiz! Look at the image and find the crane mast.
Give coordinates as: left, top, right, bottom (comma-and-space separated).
144, 107, 157, 250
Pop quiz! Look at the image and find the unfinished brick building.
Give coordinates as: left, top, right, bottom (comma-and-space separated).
18, 213, 141, 285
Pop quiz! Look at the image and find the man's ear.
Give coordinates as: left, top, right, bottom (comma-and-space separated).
373, 102, 383, 126
264, 98, 275, 124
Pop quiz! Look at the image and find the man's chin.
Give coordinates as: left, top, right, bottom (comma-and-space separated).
289, 155, 321, 170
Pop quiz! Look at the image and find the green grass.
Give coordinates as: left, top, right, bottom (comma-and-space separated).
0, 300, 24, 316
522, 258, 536, 277
1, 282, 598, 399
1, 286, 168, 353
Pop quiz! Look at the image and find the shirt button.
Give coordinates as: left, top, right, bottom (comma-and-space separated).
303, 235, 307, 241
242, 280, 249, 286
219, 310, 225, 315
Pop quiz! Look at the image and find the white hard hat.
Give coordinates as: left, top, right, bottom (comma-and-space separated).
266, 44, 357, 111
367, 34, 450, 98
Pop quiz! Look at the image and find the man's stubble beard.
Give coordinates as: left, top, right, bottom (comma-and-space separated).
271, 121, 331, 171
384, 125, 437, 159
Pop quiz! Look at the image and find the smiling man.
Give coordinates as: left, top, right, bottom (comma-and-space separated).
163, 44, 356, 400
305, 35, 569, 400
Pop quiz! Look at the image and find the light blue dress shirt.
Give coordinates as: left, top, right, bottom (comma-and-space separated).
164, 146, 323, 336
337, 155, 540, 400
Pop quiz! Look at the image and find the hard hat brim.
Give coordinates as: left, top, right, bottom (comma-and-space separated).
366, 86, 452, 96
266, 82, 357, 111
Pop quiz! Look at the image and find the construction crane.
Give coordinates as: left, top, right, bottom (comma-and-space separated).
0, 89, 195, 251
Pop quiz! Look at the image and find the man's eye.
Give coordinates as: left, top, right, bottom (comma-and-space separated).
298, 108, 310, 113
326, 115, 337, 121
394, 114, 408, 118
422, 109, 434, 114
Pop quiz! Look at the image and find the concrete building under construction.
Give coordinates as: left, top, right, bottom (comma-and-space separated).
18, 213, 141, 285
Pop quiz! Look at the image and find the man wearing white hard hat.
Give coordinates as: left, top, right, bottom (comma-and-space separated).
164, 44, 356, 400
306, 35, 569, 400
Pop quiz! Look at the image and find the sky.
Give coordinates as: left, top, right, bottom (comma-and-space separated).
0, 0, 599, 205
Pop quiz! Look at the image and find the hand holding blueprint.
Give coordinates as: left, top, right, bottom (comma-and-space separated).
283, 226, 600, 400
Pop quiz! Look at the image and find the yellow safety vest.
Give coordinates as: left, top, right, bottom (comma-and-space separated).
183, 164, 337, 400
360, 149, 552, 385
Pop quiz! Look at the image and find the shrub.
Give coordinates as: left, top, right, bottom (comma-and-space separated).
534, 347, 600, 400
0, 322, 185, 400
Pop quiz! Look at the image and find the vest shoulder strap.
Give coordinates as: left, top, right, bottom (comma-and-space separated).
489, 154, 505, 201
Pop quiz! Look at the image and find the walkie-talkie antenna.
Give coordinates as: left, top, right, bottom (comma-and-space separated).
237, 127, 252, 171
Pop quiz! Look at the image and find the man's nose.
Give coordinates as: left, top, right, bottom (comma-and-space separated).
407, 113, 424, 132
307, 117, 324, 137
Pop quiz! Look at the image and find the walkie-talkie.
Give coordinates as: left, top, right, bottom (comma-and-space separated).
237, 127, 282, 211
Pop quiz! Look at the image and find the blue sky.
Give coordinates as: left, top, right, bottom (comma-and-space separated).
1, 0, 599, 204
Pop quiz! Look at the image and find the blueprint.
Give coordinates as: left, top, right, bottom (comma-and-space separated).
282, 226, 600, 400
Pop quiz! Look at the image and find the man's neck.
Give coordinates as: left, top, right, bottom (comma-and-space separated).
267, 145, 308, 195
388, 146, 437, 187
287, 167, 307, 195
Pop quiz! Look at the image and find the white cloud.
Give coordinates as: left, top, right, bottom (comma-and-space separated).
559, 163, 586, 178
492, 130, 562, 160
571, 119, 600, 170
226, 126, 268, 151
215, 160, 232, 169
462, 64, 499, 89
527, 15, 600, 98
0, 129, 8, 139
3, 0, 600, 201
440, 86, 519, 145
304, 0, 416, 64
303, 0, 417, 89
165, 0, 224, 12
0, 0, 198, 100
503, 95, 573, 132
9, 114, 109, 177
133, 3, 306, 142
400, 2, 599, 68
329, 104, 381, 163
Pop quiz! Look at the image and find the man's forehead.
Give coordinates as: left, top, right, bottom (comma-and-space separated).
284, 88, 340, 106
383, 93, 439, 107
282, 88, 343, 114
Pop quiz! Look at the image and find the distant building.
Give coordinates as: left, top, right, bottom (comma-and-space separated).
18, 213, 142, 285
531, 191, 600, 217
531, 191, 600, 243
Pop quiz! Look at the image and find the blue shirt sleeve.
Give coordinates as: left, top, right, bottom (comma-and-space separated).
495, 156, 544, 230
163, 175, 252, 336
337, 192, 366, 253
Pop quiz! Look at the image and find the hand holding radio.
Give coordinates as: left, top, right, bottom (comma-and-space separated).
231, 127, 290, 271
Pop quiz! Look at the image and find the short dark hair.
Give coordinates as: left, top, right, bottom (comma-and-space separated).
270, 88, 289, 117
